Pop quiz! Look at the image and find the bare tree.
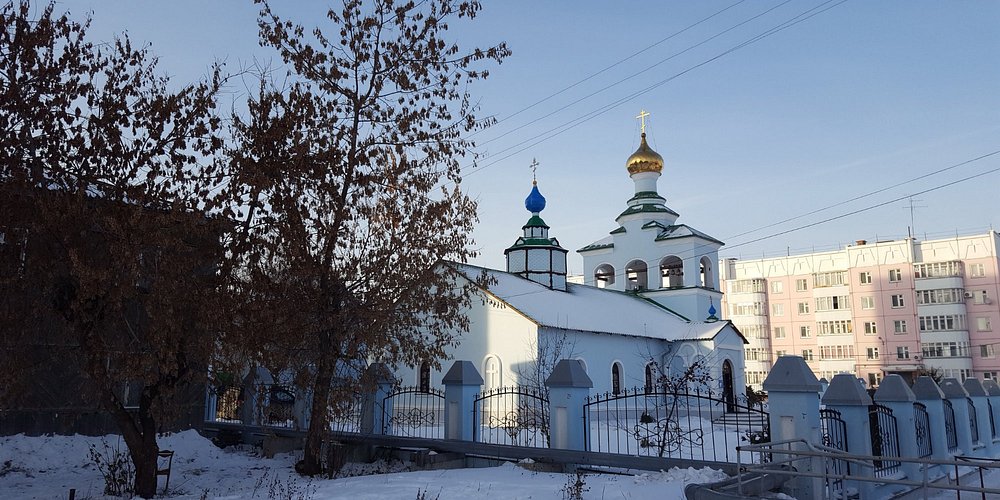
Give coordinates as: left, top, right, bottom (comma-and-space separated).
0, 3, 225, 497
217, 0, 509, 475
515, 331, 579, 391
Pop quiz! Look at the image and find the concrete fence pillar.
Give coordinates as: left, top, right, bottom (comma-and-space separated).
360, 363, 395, 435
823, 374, 876, 499
963, 378, 994, 457
912, 377, 954, 464
442, 360, 483, 441
940, 378, 977, 456
545, 359, 593, 451
873, 375, 922, 482
983, 380, 1000, 457
762, 356, 822, 500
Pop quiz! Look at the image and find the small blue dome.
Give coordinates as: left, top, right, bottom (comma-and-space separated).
525, 184, 546, 213
708, 304, 717, 316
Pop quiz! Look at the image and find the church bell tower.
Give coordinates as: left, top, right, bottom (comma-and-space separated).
505, 162, 568, 291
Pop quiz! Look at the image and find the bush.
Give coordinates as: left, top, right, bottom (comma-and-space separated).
87, 438, 135, 496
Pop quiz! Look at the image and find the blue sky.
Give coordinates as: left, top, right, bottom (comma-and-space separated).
63, 0, 1000, 274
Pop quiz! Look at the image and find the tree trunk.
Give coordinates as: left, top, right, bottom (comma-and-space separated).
299, 351, 335, 475
110, 403, 159, 498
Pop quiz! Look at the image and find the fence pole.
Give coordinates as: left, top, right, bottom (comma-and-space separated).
360, 363, 394, 435
874, 375, 922, 484
963, 379, 994, 458
940, 378, 976, 456
822, 373, 875, 499
442, 360, 483, 441
762, 356, 822, 500
545, 359, 593, 451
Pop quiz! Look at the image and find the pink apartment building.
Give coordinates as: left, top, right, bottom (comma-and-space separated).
721, 231, 1000, 388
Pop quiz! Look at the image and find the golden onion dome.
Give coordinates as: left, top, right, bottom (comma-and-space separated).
626, 132, 664, 175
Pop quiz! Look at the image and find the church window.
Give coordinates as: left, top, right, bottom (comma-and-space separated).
699, 256, 714, 289
594, 264, 615, 288
611, 362, 623, 395
626, 260, 649, 291
418, 362, 431, 393
484, 355, 501, 390
659, 256, 683, 288
644, 362, 658, 394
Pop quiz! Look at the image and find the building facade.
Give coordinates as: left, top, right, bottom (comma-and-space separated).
721, 233, 1000, 388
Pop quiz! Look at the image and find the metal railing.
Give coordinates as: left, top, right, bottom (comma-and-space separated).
913, 402, 933, 458
944, 399, 959, 450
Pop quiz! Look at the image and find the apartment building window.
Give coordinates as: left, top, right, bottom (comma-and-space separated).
859, 271, 872, 284
984, 372, 998, 382
942, 369, 972, 381
973, 290, 991, 305
918, 314, 966, 332
969, 263, 986, 278
801, 349, 814, 361
890, 294, 905, 308
746, 371, 768, 385
773, 326, 786, 339
797, 302, 810, 314
981, 345, 996, 359
867, 347, 880, 360
819, 345, 855, 360
889, 269, 903, 282
893, 320, 907, 334
921, 341, 969, 358
896, 346, 910, 360
916, 288, 964, 305
861, 296, 875, 310
978, 317, 992, 331
914, 261, 963, 279
771, 281, 784, 293
817, 320, 853, 335
731, 302, 766, 316
863, 321, 878, 335
796, 278, 808, 292
868, 373, 883, 387
816, 295, 851, 311
800, 326, 811, 338
730, 279, 766, 293
771, 303, 784, 316
813, 271, 847, 287
745, 348, 770, 362
776, 350, 788, 357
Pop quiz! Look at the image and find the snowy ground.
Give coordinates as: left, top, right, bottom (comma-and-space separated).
0, 430, 730, 499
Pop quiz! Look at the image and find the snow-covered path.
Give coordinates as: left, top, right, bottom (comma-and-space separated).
0, 430, 728, 499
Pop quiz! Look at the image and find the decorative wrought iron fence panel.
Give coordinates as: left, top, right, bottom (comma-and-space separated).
213, 386, 242, 422
473, 386, 550, 447
254, 384, 296, 428
868, 403, 901, 477
913, 402, 933, 458
990, 399, 997, 440
382, 386, 445, 439
967, 398, 980, 444
943, 398, 958, 450
328, 386, 363, 433
583, 386, 769, 464
819, 408, 849, 496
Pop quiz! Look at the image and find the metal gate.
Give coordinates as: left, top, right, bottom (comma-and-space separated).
868, 403, 901, 477
382, 386, 445, 439
473, 386, 549, 447
820, 408, 849, 495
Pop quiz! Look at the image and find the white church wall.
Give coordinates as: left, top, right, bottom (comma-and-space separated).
538, 326, 672, 393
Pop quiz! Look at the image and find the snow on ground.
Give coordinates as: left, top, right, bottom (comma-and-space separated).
0, 430, 729, 499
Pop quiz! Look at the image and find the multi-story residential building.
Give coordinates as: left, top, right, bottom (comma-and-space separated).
721, 231, 1000, 388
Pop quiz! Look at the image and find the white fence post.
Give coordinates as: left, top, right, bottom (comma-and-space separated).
442, 360, 483, 441
822, 373, 874, 500
545, 359, 593, 451
762, 356, 822, 500
940, 378, 977, 456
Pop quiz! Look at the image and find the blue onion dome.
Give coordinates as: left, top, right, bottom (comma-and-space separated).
708, 303, 717, 316
525, 181, 546, 213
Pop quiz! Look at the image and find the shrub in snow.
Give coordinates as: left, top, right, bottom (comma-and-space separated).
87, 439, 135, 496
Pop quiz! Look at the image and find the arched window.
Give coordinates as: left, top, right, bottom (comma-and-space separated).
484, 355, 502, 391
418, 362, 431, 393
660, 256, 684, 288
700, 256, 714, 289
644, 362, 658, 394
594, 264, 615, 288
625, 260, 648, 291
612, 362, 623, 395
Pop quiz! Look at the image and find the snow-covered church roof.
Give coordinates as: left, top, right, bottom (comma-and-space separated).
449, 263, 744, 344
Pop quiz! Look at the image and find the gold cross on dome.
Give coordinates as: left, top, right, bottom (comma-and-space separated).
636, 109, 650, 134
529, 158, 539, 183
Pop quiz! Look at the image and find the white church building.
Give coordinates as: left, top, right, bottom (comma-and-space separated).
398, 120, 747, 403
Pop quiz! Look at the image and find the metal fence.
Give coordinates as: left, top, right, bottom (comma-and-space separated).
819, 408, 849, 496
967, 397, 979, 443
473, 386, 550, 447
913, 402, 932, 458
990, 399, 997, 440
867, 403, 901, 477
214, 386, 242, 422
943, 398, 958, 450
328, 386, 363, 433
382, 386, 445, 439
583, 386, 769, 464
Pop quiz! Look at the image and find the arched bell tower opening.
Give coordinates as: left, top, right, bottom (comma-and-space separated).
625, 260, 648, 291
659, 256, 684, 288
700, 255, 714, 289
594, 263, 616, 289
